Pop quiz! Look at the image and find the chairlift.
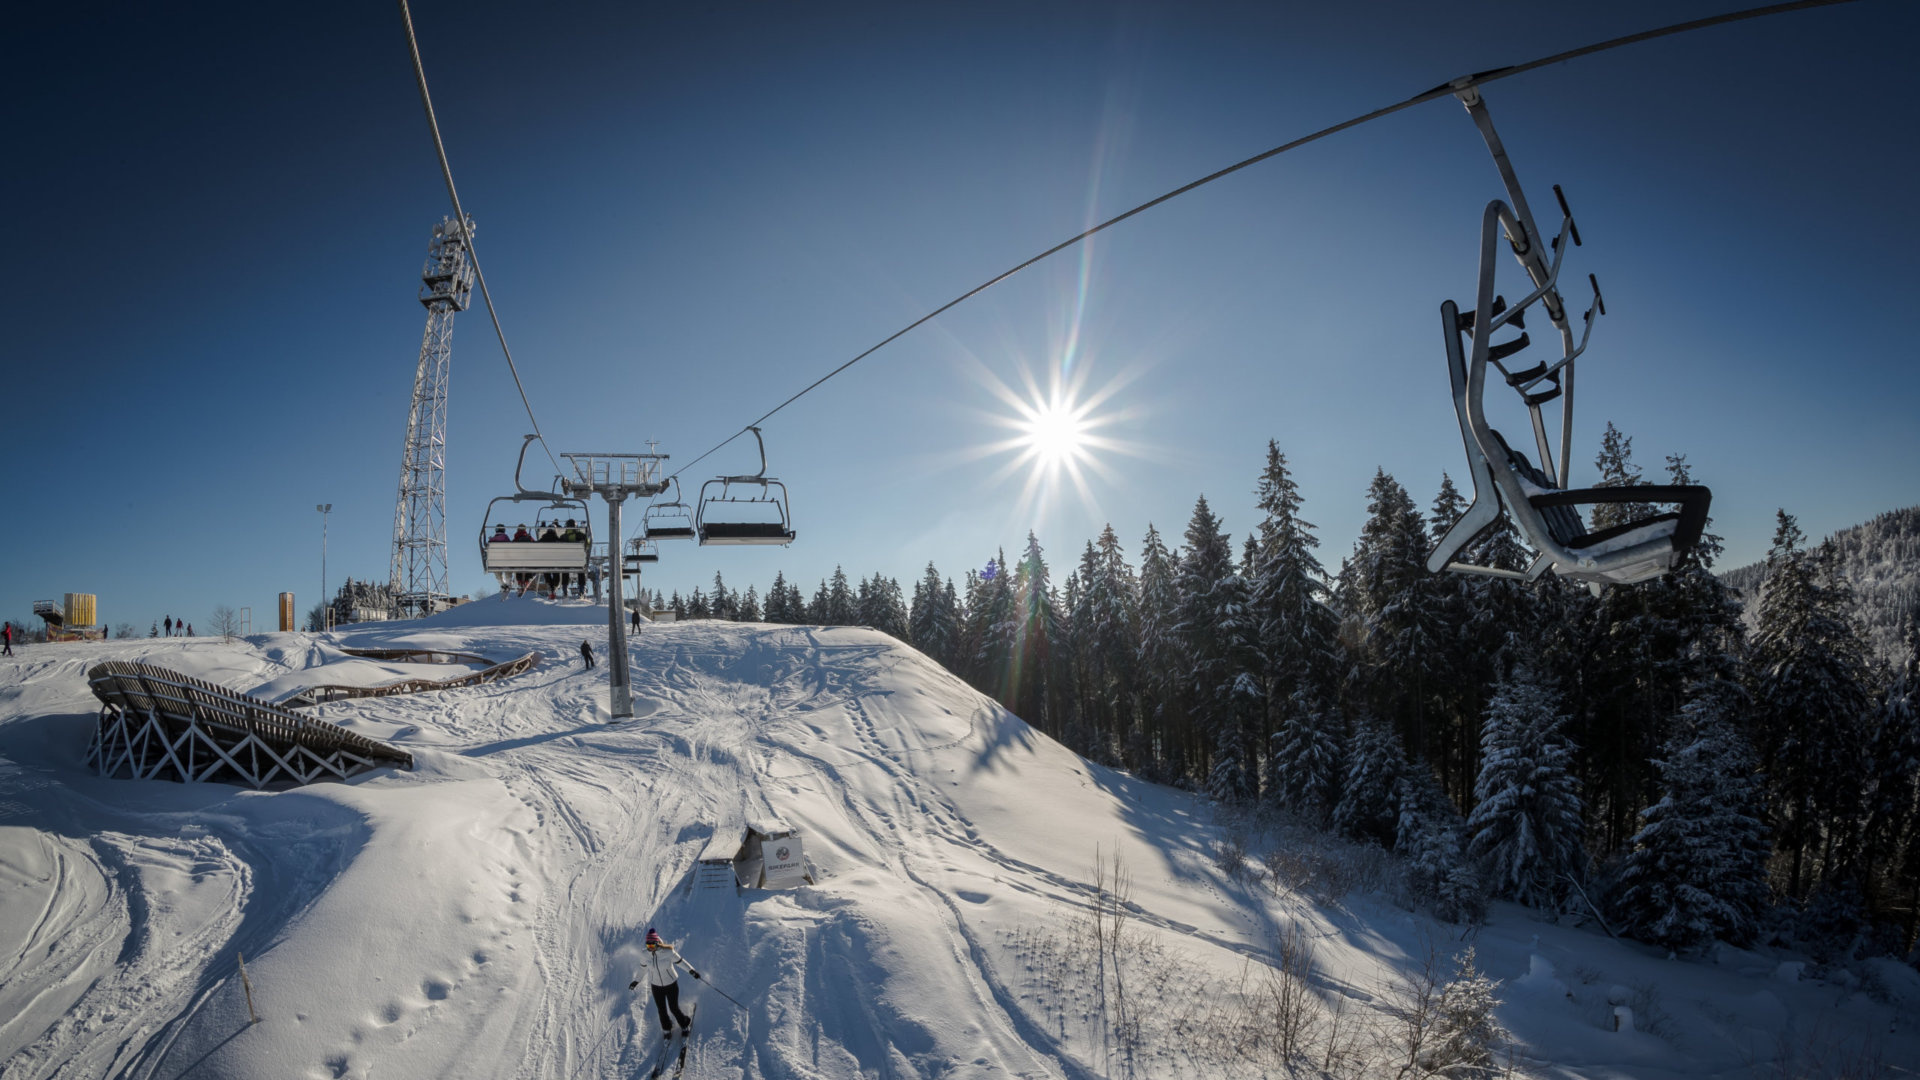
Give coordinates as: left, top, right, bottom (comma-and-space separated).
623, 536, 660, 576
1426, 88, 1709, 591
477, 434, 593, 586
697, 426, 796, 546
642, 477, 697, 541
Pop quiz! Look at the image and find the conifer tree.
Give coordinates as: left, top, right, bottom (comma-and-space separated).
826, 566, 857, 625
1271, 689, 1342, 823
687, 587, 711, 620
1589, 420, 1655, 529
1467, 668, 1585, 908
711, 572, 737, 621
1248, 443, 1343, 814
1864, 623, 1920, 947
1176, 496, 1246, 794
1334, 711, 1406, 846
1614, 678, 1772, 951
808, 580, 831, 624
766, 571, 792, 623
1136, 525, 1183, 778
1398, 762, 1484, 923
1339, 470, 1445, 763
739, 585, 761, 623
1011, 533, 1059, 728
910, 562, 959, 666
1750, 511, 1875, 896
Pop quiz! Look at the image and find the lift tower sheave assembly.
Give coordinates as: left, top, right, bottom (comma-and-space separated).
391, 215, 474, 619
558, 451, 669, 719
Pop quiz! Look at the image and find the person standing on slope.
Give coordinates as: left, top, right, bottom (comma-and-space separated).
580, 640, 596, 669
2, 622, 13, 656
628, 928, 699, 1036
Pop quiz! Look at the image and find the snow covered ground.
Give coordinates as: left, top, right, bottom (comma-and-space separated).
2, 598, 1915, 1079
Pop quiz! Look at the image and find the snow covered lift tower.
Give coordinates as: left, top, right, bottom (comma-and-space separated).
558, 450, 670, 719
390, 215, 475, 618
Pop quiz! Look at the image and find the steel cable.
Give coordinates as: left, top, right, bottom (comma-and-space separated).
398, 0, 563, 477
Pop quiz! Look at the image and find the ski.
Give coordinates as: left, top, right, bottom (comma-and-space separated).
670, 1003, 697, 1079
647, 1002, 695, 1080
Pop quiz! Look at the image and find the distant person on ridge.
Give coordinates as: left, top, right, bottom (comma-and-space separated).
186, 624, 193, 637
3, 622, 13, 656
580, 640, 595, 669
630, 608, 640, 633
628, 928, 699, 1037
164, 616, 172, 637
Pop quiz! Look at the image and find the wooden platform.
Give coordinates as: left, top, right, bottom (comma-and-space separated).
86, 661, 415, 788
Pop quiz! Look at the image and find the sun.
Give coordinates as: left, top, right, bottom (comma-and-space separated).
1018, 398, 1091, 469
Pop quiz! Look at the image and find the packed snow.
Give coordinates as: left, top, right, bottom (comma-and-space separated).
1, 598, 1913, 1079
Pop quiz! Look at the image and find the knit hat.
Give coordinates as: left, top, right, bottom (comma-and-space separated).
646, 928, 662, 946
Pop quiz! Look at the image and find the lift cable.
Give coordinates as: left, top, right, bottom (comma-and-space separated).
398, 0, 562, 477
662, 0, 1859, 490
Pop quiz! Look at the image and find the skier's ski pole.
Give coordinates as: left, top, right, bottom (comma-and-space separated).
691, 972, 747, 1011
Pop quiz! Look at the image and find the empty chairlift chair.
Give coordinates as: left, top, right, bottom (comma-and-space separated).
1426, 87, 1709, 591
642, 478, 698, 542
696, 426, 796, 546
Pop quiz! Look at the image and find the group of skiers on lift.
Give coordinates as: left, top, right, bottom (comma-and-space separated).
488, 518, 595, 599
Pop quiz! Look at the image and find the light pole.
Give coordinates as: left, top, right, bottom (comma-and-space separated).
317, 504, 332, 632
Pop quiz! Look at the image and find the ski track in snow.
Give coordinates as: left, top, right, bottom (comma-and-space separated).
4, 606, 1918, 1079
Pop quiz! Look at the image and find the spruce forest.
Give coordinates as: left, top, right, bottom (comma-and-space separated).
647, 428, 1920, 961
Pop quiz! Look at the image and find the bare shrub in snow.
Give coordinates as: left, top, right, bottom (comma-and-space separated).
1377, 942, 1507, 1079
208, 604, 242, 639
1758, 1023, 1892, 1080
1214, 832, 1249, 878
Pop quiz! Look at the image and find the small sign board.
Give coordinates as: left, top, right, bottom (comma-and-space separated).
762, 836, 807, 888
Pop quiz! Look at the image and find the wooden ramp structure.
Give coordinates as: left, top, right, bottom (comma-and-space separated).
282, 646, 540, 707
86, 661, 415, 788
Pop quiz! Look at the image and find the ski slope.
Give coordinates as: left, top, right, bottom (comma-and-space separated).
2, 599, 1915, 1079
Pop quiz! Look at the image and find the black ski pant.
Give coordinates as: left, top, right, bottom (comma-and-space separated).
650, 980, 689, 1030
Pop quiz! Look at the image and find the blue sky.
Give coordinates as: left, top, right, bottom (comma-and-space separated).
4, 1, 1915, 632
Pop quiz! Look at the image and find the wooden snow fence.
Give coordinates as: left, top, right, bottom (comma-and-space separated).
280, 646, 540, 707
86, 661, 414, 789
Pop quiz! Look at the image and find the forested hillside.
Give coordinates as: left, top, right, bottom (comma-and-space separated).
649, 436, 1920, 962
1723, 505, 1920, 663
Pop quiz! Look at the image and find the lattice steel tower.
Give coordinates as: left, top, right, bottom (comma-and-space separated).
390, 215, 474, 618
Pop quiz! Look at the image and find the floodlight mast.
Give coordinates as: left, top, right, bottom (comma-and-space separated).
558, 451, 669, 718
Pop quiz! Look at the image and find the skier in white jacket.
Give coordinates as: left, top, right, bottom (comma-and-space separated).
628, 927, 699, 1035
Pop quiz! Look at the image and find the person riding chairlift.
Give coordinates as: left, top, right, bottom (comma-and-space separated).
561, 518, 585, 597
539, 522, 562, 598
512, 523, 535, 595
489, 524, 512, 592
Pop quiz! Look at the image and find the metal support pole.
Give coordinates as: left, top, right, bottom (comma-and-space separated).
605, 496, 631, 718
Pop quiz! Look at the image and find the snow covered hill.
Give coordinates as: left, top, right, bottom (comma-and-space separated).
2, 599, 1915, 1079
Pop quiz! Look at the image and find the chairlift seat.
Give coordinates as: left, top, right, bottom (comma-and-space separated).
482, 540, 590, 573
697, 521, 796, 546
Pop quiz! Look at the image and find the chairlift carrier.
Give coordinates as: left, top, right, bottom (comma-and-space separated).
478, 434, 593, 575
642, 477, 697, 542
696, 426, 796, 546
1426, 87, 1708, 590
